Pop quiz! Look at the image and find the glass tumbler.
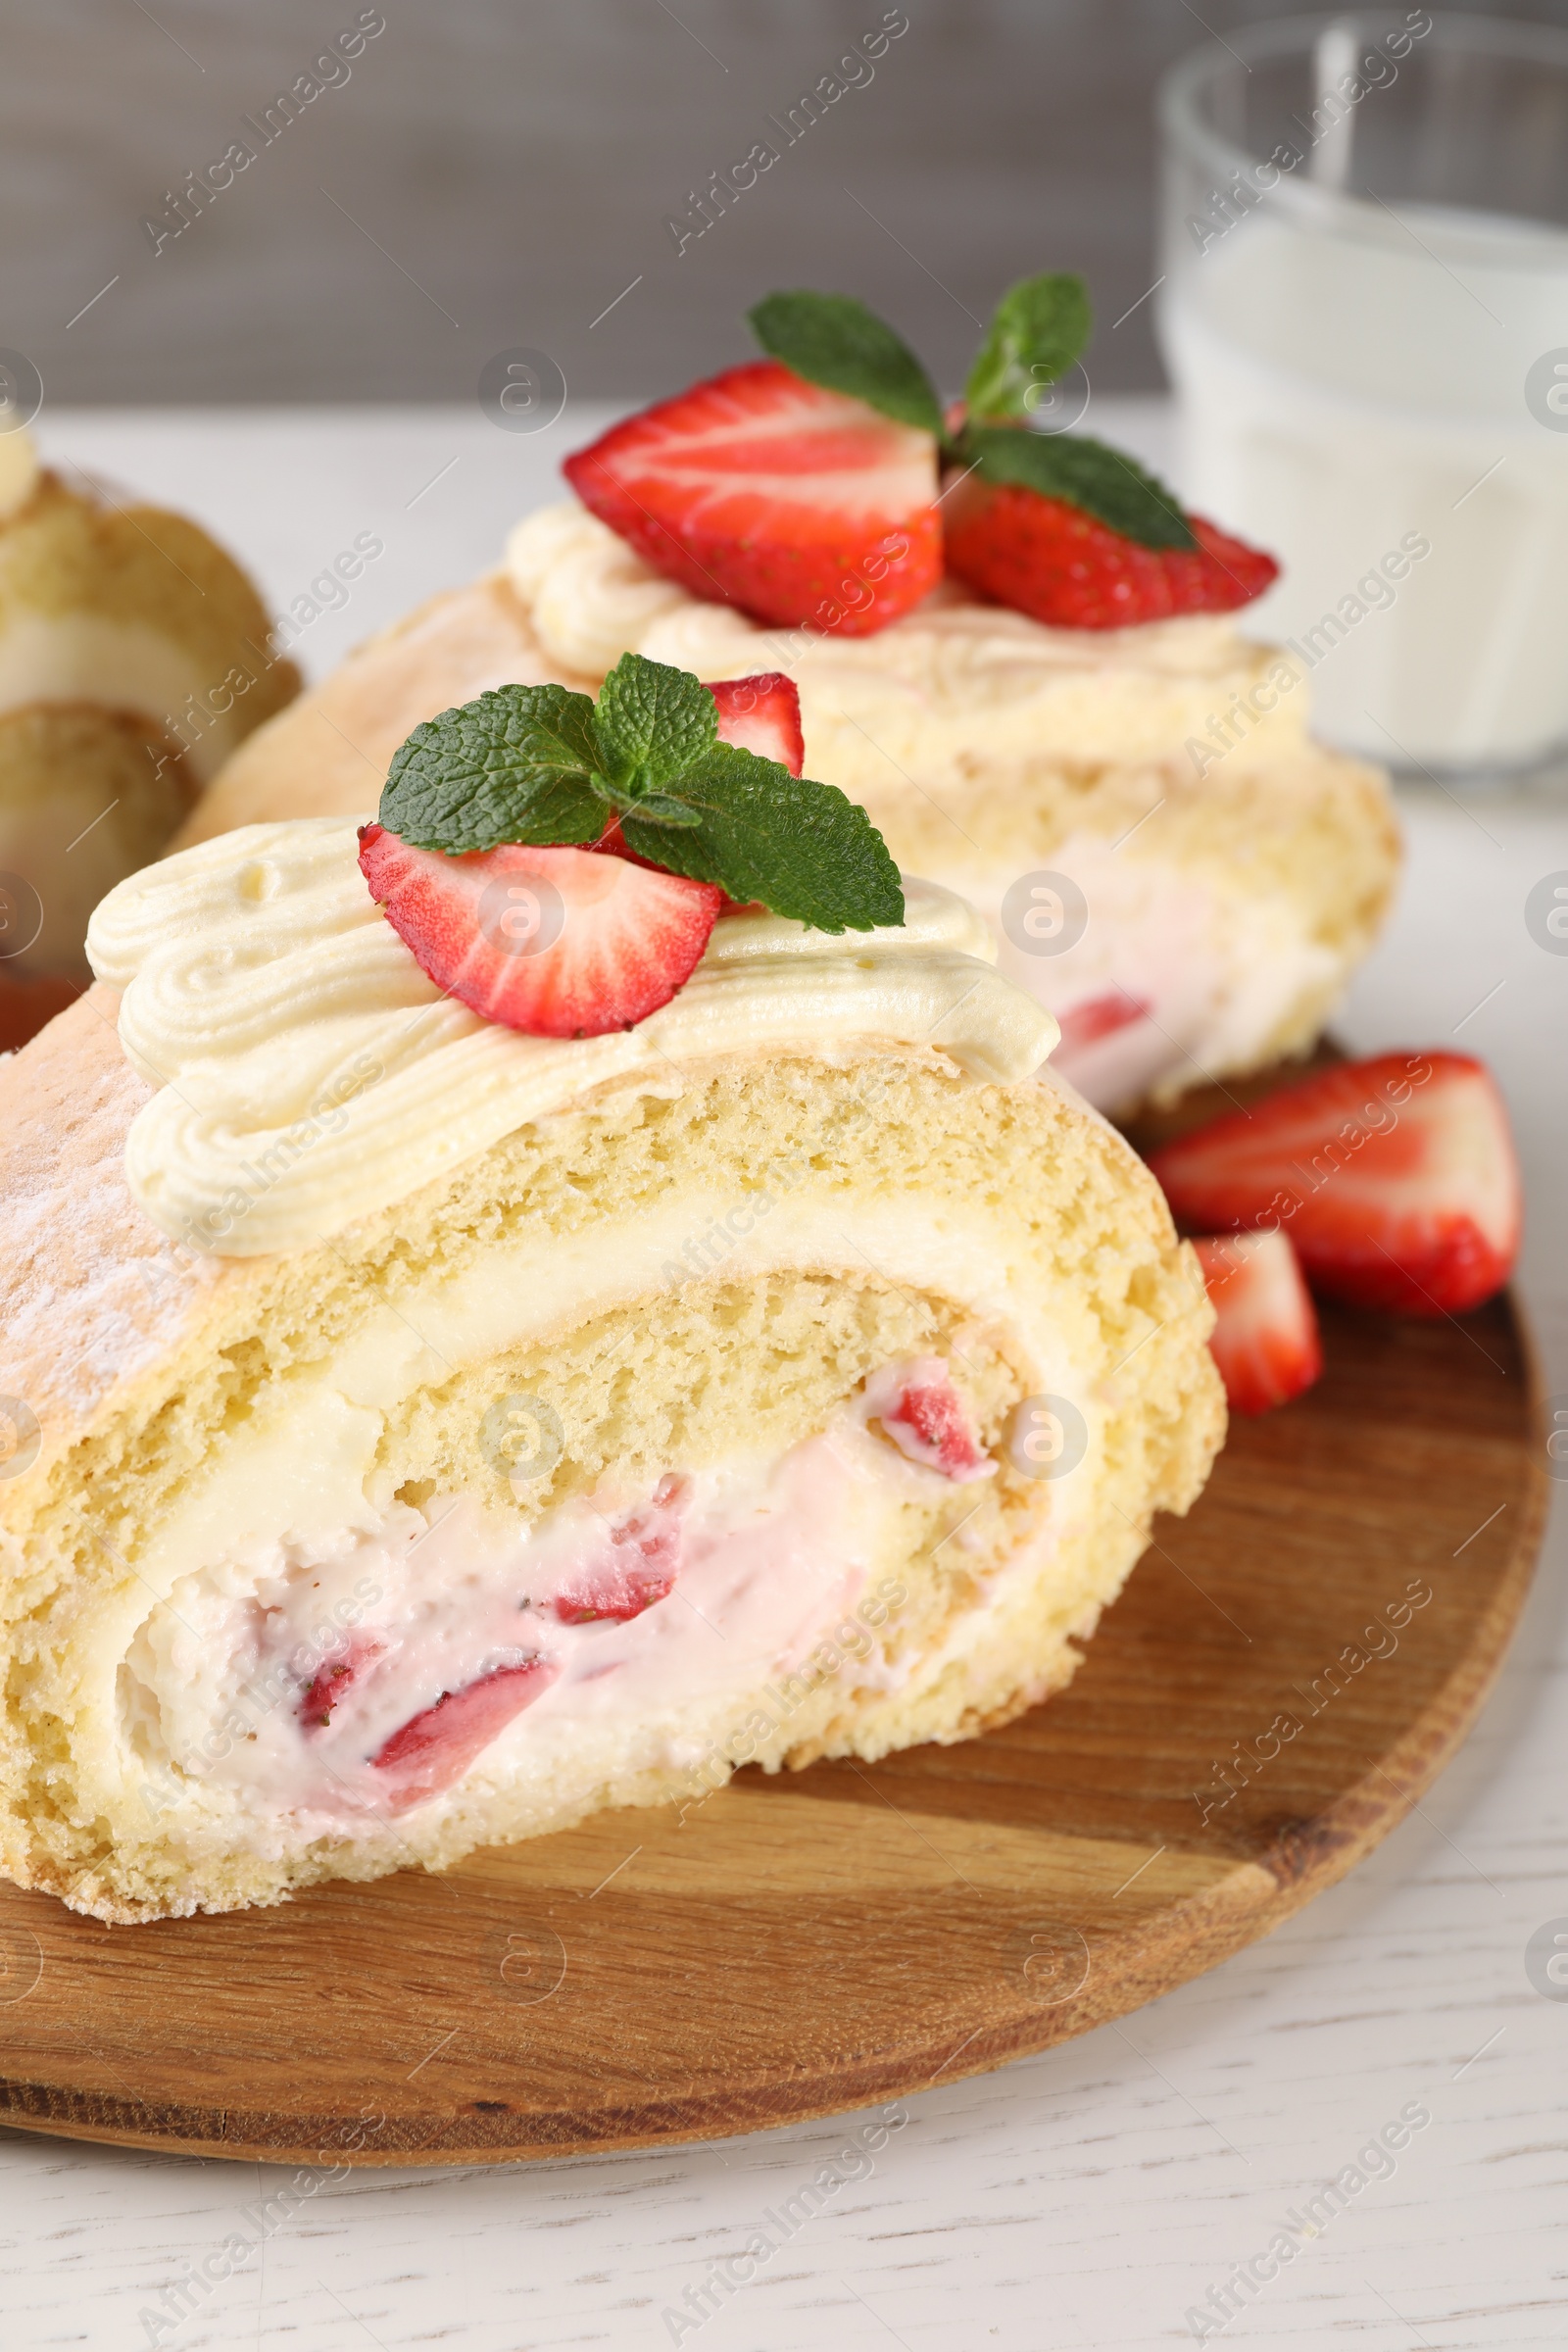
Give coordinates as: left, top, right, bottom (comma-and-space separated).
1157, 11, 1568, 775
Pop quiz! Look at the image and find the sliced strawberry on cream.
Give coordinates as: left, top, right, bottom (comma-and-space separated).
564, 361, 941, 635
1151, 1052, 1520, 1317
359, 826, 722, 1039
1192, 1231, 1322, 1415
371, 1657, 560, 1812
865, 1356, 995, 1483
706, 671, 805, 773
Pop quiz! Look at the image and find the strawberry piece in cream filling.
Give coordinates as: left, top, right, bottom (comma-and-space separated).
554, 1475, 689, 1624
297, 1634, 387, 1731
862, 1356, 995, 1483
1054, 989, 1152, 1058
371, 1657, 561, 1812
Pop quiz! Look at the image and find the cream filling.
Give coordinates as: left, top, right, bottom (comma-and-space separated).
98, 1213, 1096, 1849
120, 1411, 949, 1836
945, 835, 1343, 1110
503, 499, 1312, 774
83, 1200, 1097, 1838
0, 612, 245, 780
86, 818, 1056, 1257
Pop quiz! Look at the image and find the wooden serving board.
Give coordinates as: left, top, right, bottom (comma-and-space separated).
0, 1040, 1545, 2165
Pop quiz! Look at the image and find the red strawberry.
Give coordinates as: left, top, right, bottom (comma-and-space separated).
554, 1476, 687, 1624
1054, 990, 1152, 1058
1193, 1232, 1323, 1415
706, 671, 804, 773
372, 1657, 559, 1812
360, 824, 722, 1039
564, 360, 941, 635
867, 1358, 994, 1483
1151, 1053, 1520, 1317
298, 1635, 386, 1731
942, 471, 1278, 630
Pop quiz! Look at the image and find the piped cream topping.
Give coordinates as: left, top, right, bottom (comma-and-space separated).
502, 500, 1310, 767
87, 818, 1056, 1259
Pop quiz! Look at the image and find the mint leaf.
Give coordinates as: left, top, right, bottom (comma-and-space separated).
620, 743, 905, 933
593, 652, 716, 793
749, 290, 944, 438
376, 663, 906, 937
960, 424, 1197, 551
380, 684, 608, 853
964, 273, 1092, 422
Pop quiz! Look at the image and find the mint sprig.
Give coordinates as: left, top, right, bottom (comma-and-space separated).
378, 653, 905, 935
746, 274, 1198, 553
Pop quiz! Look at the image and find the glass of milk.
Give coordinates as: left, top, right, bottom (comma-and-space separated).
1157, 12, 1568, 775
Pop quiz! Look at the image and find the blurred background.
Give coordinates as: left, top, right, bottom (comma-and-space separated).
11, 0, 1561, 411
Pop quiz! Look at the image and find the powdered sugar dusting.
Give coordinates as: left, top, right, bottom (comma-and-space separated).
0, 990, 231, 1451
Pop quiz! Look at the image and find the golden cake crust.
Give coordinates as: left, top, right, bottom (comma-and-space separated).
175, 574, 587, 847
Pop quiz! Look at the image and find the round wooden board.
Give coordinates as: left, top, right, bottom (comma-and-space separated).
0, 1289, 1544, 2167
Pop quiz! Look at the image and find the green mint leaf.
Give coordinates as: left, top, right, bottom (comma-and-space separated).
592, 652, 717, 794
620, 743, 905, 934
749, 290, 944, 438
379, 684, 609, 853
959, 424, 1197, 550
620, 790, 706, 828
964, 273, 1092, 422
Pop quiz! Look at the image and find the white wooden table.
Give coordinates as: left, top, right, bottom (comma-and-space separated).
5, 405, 1565, 2352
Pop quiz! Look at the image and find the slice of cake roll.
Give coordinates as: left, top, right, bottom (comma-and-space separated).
0, 793, 1221, 1921
175, 495, 1397, 1114
0, 424, 298, 1044
176, 273, 1402, 1115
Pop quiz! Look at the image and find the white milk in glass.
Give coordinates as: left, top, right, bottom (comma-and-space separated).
1159, 201, 1568, 770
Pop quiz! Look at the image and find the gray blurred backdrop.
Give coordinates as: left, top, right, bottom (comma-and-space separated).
10, 0, 1566, 408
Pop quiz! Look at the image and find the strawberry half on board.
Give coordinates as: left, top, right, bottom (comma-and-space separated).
1192, 1232, 1323, 1416
1151, 1053, 1521, 1318
564, 360, 941, 634
359, 825, 722, 1039
942, 472, 1278, 630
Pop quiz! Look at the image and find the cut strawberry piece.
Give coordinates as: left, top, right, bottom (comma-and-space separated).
298, 1635, 386, 1731
1054, 990, 1152, 1057
1193, 1232, 1323, 1416
564, 361, 941, 635
865, 1356, 995, 1483
942, 472, 1278, 630
360, 824, 722, 1039
705, 672, 805, 774
554, 1476, 688, 1624
371, 1657, 559, 1812
1151, 1053, 1520, 1317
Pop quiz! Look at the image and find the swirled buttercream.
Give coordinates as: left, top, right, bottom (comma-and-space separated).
502, 499, 1310, 769
87, 819, 1056, 1258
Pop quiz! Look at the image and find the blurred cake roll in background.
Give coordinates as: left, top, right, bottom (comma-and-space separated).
0, 422, 299, 1046
176, 499, 1397, 1114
